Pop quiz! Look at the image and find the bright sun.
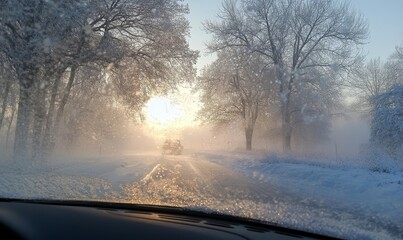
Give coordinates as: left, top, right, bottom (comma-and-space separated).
143, 86, 202, 138
145, 96, 183, 124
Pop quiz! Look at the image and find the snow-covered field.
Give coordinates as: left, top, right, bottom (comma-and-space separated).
196, 151, 403, 220
0, 151, 402, 239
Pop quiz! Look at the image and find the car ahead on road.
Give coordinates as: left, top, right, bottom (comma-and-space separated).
162, 139, 184, 155
0, 198, 339, 240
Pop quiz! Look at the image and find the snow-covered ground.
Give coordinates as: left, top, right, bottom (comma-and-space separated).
0, 151, 402, 239
195, 151, 403, 219
194, 151, 403, 239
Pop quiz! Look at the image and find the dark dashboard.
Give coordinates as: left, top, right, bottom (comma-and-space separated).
0, 199, 338, 240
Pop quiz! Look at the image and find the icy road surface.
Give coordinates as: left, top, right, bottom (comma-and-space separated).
0, 152, 402, 239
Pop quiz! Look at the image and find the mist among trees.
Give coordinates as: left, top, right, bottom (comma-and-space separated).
198, 0, 401, 157
0, 0, 197, 161
0, 0, 402, 162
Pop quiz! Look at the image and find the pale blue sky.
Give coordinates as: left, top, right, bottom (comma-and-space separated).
184, 0, 403, 70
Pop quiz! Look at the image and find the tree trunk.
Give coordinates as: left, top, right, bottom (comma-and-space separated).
41, 69, 65, 157
50, 66, 77, 153
243, 97, 259, 151
281, 108, 293, 152
283, 125, 292, 152
14, 83, 33, 161
245, 126, 253, 151
31, 83, 46, 160
275, 64, 293, 153
6, 104, 16, 151
282, 107, 292, 152
279, 71, 294, 153
0, 79, 11, 131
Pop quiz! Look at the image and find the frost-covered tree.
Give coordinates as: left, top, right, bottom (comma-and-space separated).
60, 70, 130, 154
350, 56, 403, 113
289, 68, 341, 149
349, 58, 391, 115
349, 46, 403, 117
0, 0, 88, 160
205, 0, 368, 151
198, 50, 272, 150
0, 0, 197, 160
0, 55, 16, 131
370, 84, 403, 158
255, 66, 341, 151
385, 46, 403, 86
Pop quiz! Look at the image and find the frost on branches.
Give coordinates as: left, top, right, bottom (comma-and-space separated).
370, 84, 403, 158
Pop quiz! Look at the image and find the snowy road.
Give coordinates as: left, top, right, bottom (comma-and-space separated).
0, 152, 402, 239
121, 154, 277, 205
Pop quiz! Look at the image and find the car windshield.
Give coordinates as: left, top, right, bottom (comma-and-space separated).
0, 0, 402, 239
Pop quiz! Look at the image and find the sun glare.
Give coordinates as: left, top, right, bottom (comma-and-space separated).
146, 97, 183, 124
143, 86, 201, 140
